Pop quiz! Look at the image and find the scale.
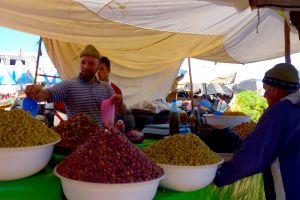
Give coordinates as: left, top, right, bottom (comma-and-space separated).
141, 123, 191, 136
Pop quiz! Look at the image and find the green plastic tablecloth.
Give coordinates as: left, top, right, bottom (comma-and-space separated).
0, 138, 265, 200
154, 174, 265, 200
0, 166, 62, 200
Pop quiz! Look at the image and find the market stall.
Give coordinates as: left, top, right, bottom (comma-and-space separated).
1, 1, 299, 199
1, 1, 300, 107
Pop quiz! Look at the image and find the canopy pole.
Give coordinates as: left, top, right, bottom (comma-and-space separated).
284, 19, 291, 64
34, 37, 42, 84
188, 58, 194, 109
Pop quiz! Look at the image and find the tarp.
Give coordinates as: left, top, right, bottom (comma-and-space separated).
206, 83, 233, 95
211, 72, 237, 85
1, 0, 300, 107
232, 78, 263, 93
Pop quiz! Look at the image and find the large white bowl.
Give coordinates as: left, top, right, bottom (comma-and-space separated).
204, 114, 250, 128
158, 159, 223, 192
0, 139, 60, 181
54, 167, 165, 200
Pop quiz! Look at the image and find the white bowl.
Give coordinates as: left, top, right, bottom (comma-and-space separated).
54, 167, 165, 200
0, 139, 60, 181
158, 159, 223, 192
204, 114, 250, 128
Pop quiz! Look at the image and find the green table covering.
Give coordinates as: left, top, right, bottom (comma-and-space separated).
154, 174, 265, 200
0, 138, 265, 200
0, 166, 62, 200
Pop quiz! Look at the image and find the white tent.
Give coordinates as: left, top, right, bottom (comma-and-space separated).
0, 59, 15, 85
1, 0, 300, 107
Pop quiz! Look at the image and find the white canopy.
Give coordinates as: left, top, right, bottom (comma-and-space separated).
1, 0, 300, 107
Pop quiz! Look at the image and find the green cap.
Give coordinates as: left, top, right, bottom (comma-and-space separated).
80, 44, 101, 60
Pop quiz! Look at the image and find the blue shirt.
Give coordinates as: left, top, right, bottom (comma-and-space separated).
47, 76, 115, 127
200, 99, 212, 109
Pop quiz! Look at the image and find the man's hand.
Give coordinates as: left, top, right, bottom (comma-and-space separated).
112, 94, 127, 116
24, 84, 50, 102
111, 94, 123, 106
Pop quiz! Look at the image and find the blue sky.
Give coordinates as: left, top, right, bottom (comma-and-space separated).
0, 27, 41, 53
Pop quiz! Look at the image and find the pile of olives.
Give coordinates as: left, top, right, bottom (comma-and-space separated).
0, 109, 60, 147
56, 128, 164, 183
144, 134, 221, 166
233, 122, 257, 139
52, 114, 101, 147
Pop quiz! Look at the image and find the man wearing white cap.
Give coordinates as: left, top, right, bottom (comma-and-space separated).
214, 63, 300, 200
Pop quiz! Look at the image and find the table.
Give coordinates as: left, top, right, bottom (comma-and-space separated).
0, 138, 265, 200
154, 174, 264, 200
0, 166, 61, 200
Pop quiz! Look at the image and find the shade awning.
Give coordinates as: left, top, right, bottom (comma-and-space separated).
1, 0, 300, 107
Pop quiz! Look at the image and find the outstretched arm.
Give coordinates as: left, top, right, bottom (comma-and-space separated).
24, 84, 50, 102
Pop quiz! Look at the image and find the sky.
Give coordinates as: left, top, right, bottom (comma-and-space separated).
0, 27, 59, 84
0, 27, 41, 53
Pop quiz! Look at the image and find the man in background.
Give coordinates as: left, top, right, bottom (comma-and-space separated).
97, 56, 122, 95
96, 56, 137, 132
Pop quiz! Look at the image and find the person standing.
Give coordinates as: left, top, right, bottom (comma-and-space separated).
97, 56, 122, 95
216, 98, 228, 112
213, 63, 300, 200
96, 56, 137, 132
25, 44, 127, 127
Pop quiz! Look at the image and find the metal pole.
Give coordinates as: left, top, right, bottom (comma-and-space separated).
188, 58, 194, 109
284, 19, 291, 64
34, 37, 42, 84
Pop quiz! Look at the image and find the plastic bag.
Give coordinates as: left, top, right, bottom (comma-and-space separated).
101, 96, 115, 128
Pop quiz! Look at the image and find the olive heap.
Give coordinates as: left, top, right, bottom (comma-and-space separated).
144, 134, 221, 166
56, 128, 164, 183
224, 110, 246, 116
52, 114, 101, 147
233, 122, 257, 139
0, 109, 60, 147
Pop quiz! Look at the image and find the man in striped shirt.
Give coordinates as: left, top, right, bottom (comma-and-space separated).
25, 44, 127, 127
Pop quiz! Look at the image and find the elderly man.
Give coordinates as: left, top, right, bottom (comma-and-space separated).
214, 63, 300, 200
25, 44, 127, 127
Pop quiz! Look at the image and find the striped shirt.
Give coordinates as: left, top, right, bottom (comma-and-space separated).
47, 76, 115, 127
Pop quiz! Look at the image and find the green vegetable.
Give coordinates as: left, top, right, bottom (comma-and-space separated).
235, 91, 268, 122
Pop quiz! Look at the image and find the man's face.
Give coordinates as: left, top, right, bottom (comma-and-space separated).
80, 56, 99, 80
263, 83, 278, 106
97, 63, 110, 81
